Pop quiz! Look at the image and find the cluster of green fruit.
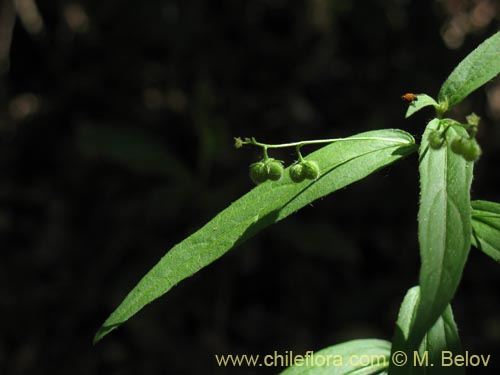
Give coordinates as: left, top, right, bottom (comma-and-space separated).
428, 130, 482, 161
249, 158, 320, 185
427, 114, 482, 162
450, 137, 482, 161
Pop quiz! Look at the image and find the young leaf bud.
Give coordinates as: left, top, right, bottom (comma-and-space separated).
289, 162, 306, 183
265, 159, 284, 181
249, 161, 268, 184
427, 130, 444, 149
466, 113, 480, 127
303, 160, 320, 180
234, 137, 244, 149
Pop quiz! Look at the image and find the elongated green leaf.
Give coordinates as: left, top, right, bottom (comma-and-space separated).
412, 119, 473, 344
405, 94, 438, 118
471, 200, 500, 262
389, 286, 464, 375
438, 31, 500, 109
279, 339, 391, 375
94, 129, 416, 343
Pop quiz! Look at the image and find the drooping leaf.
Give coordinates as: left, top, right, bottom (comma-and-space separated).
471, 200, 500, 262
279, 339, 391, 375
438, 31, 500, 109
411, 118, 473, 344
405, 94, 438, 118
389, 286, 464, 375
94, 129, 416, 343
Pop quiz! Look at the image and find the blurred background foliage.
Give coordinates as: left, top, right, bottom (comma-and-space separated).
0, 0, 499, 374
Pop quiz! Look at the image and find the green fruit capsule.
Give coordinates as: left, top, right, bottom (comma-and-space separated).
428, 130, 444, 149
289, 162, 306, 183
303, 160, 320, 180
461, 139, 482, 161
265, 159, 284, 181
450, 137, 482, 162
249, 161, 268, 184
450, 137, 467, 155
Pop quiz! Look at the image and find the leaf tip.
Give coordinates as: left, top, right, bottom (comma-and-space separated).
403, 94, 438, 118
93, 322, 121, 345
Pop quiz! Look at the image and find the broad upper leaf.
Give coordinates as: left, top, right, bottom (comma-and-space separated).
411, 119, 473, 344
438, 31, 500, 109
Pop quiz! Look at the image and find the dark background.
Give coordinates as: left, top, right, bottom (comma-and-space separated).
1, 0, 500, 374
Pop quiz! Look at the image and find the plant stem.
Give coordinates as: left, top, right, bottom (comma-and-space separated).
296, 145, 304, 162
245, 136, 409, 149
262, 146, 269, 160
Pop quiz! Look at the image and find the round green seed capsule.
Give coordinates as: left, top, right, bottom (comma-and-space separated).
450, 137, 482, 161
450, 137, 467, 156
249, 161, 268, 184
428, 130, 444, 149
461, 139, 482, 162
265, 159, 284, 181
289, 162, 306, 183
303, 160, 320, 180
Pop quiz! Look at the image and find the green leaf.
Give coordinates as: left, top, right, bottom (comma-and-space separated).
389, 286, 464, 375
94, 129, 416, 343
438, 31, 500, 109
412, 118, 473, 344
279, 339, 391, 375
471, 200, 500, 262
405, 94, 438, 118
